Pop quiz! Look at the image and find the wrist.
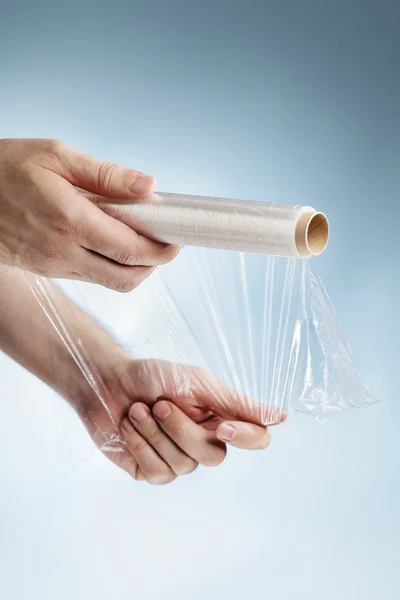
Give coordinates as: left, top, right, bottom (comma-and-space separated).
56, 338, 130, 415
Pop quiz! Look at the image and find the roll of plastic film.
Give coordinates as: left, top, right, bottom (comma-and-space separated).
102, 192, 329, 258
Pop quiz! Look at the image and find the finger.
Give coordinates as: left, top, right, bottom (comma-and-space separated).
77, 201, 179, 266
195, 372, 287, 425
76, 249, 156, 292
216, 421, 272, 450
121, 418, 176, 485
211, 396, 287, 427
152, 400, 226, 467
180, 367, 287, 426
110, 452, 145, 483
129, 403, 198, 476
106, 447, 139, 480
54, 142, 156, 199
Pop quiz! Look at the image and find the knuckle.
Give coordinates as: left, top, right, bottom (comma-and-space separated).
106, 276, 136, 293
51, 213, 72, 236
173, 459, 198, 476
201, 445, 227, 468
42, 138, 65, 157
35, 139, 73, 174
104, 266, 152, 292
133, 246, 144, 265
146, 427, 165, 448
113, 246, 138, 267
168, 419, 186, 438
130, 438, 148, 456
148, 473, 176, 486
97, 161, 118, 195
40, 247, 61, 270
48, 199, 80, 237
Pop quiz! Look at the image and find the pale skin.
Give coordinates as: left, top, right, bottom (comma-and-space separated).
0, 266, 284, 484
0, 139, 284, 484
0, 138, 179, 291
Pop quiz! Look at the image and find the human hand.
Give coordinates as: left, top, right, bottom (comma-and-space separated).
0, 138, 178, 290
0, 267, 283, 486
76, 358, 285, 485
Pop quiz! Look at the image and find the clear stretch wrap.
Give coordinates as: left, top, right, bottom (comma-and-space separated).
24, 194, 376, 467
101, 193, 329, 258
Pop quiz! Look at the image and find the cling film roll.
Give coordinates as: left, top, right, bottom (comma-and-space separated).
101, 193, 329, 259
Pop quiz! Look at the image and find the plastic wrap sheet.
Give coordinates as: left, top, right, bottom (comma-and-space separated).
26, 246, 377, 461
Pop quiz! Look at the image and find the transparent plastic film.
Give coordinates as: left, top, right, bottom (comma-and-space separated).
100, 194, 329, 258
24, 240, 377, 462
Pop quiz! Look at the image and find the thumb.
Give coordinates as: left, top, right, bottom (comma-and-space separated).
56, 143, 156, 199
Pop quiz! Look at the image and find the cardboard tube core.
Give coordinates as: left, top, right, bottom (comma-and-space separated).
307, 213, 329, 255
296, 212, 329, 256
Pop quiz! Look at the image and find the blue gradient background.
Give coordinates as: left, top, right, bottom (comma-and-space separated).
1, 1, 399, 599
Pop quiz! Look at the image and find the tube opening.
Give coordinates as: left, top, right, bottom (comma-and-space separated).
306, 213, 329, 255
295, 211, 329, 257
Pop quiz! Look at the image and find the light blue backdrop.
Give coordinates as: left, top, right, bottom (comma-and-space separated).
1, 1, 399, 599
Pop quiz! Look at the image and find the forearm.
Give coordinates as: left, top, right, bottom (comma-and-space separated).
0, 265, 125, 406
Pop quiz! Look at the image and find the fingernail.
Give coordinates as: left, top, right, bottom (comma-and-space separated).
130, 172, 155, 195
217, 423, 236, 442
153, 401, 172, 421
129, 403, 149, 423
